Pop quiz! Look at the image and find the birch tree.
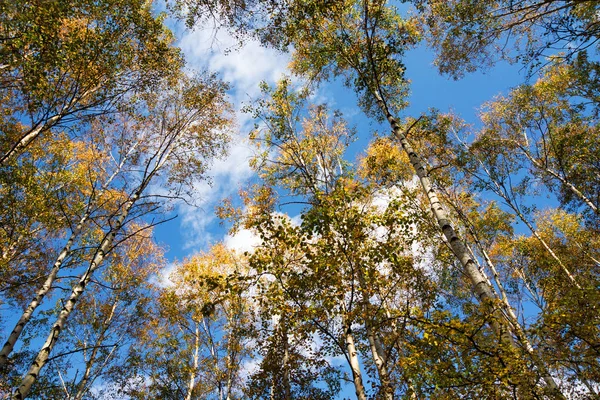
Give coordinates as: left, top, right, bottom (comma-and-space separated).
0, 123, 140, 369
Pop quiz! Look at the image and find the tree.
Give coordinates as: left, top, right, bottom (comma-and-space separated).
477, 55, 600, 223
55, 225, 165, 400
1, 124, 138, 369
247, 1, 568, 395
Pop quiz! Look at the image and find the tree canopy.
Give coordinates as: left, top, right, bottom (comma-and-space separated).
1, 0, 599, 398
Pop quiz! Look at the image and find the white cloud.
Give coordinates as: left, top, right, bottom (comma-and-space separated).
224, 227, 261, 254
179, 27, 291, 101
176, 133, 255, 250
290, 213, 302, 227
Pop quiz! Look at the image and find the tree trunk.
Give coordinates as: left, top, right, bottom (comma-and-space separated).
0, 116, 61, 166
1, 155, 131, 367
73, 301, 118, 400
356, 266, 394, 399
365, 324, 394, 400
185, 322, 200, 400
519, 145, 598, 214
0, 84, 102, 166
282, 326, 292, 400
472, 151, 581, 289
373, 91, 498, 305
345, 326, 367, 400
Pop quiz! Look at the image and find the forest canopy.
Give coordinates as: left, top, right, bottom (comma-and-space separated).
0, 0, 599, 399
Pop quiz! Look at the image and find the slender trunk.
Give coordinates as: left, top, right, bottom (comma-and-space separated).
282, 327, 291, 400
0, 116, 61, 166
468, 241, 562, 395
13, 190, 140, 399
441, 141, 566, 395
202, 316, 224, 400
225, 359, 233, 400
373, 91, 497, 305
269, 377, 276, 400
1, 233, 23, 261
73, 302, 118, 400
520, 212, 580, 288
185, 323, 200, 400
356, 267, 394, 399
382, 305, 418, 398
484, 253, 563, 394
464, 139, 581, 288
345, 326, 367, 400
0, 214, 88, 367
365, 324, 394, 400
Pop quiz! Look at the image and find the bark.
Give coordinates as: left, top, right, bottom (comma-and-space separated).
185, 323, 200, 400
369, 90, 567, 399
470, 150, 581, 289
365, 324, 394, 400
202, 317, 223, 400
356, 267, 394, 399
345, 326, 367, 400
520, 212, 580, 288
518, 144, 598, 214
382, 305, 419, 398
1, 233, 23, 262
373, 90, 498, 305
0, 84, 102, 166
467, 240, 562, 395
281, 327, 292, 400
0, 150, 133, 367
0, 116, 61, 166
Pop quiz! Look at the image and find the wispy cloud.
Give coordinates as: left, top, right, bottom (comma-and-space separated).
179, 27, 290, 101
170, 26, 292, 252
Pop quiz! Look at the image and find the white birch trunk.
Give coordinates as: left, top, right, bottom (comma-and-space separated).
345, 326, 367, 400
470, 151, 581, 289
0, 116, 61, 166
519, 146, 598, 214
0, 150, 132, 367
372, 91, 498, 305
185, 322, 200, 400
356, 267, 394, 399
73, 301, 118, 400
0, 84, 102, 165
282, 329, 291, 400
365, 324, 394, 400
370, 90, 567, 399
